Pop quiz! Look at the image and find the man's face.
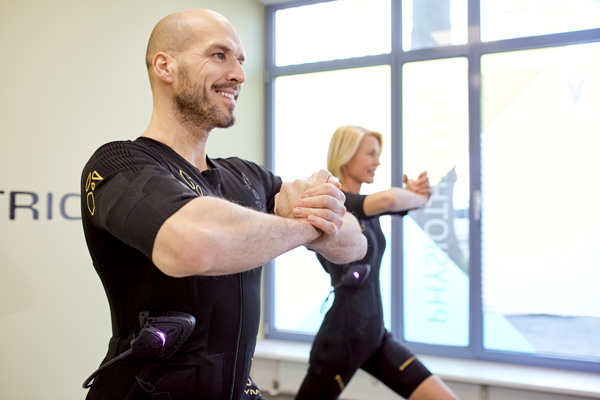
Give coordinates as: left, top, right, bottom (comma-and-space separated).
172, 18, 246, 131
174, 62, 237, 130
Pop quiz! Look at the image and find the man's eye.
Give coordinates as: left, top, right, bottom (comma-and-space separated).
215, 53, 225, 60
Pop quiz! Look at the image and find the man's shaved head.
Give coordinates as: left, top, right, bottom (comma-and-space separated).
143, 9, 246, 133
145, 9, 233, 69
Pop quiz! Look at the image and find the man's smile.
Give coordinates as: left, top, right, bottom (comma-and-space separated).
215, 89, 238, 104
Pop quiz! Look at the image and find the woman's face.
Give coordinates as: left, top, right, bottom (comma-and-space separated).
343, 134, 381, 185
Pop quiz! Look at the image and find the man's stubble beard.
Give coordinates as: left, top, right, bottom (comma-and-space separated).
173, 66, 236, 135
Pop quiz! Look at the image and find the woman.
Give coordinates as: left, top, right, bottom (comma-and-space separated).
295, 126, 458, 400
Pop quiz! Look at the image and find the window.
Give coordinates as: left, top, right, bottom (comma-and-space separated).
402, 0, 468, 50
275, 0, 391, 66
480, 43, 600, 360
480, 0, 600, 42
264, 0, 600, 372
402, 57, 470, 347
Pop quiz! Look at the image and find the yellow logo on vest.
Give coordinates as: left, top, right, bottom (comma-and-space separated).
180, 170, 203, 196
245, 377, 262, 396
85, 171, 104, 215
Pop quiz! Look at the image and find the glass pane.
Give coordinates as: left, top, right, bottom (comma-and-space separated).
481, 0, 600, 42
402, 57, 470, 346
481, 43, 600, 360
272, 66, 392, 334
275, 0, 391, 66
402, 0, 468, 51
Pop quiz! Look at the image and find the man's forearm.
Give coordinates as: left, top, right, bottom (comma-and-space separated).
153, 196, 321, 277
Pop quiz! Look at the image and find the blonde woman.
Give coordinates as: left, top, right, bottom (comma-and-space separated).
296, 126, 458, 399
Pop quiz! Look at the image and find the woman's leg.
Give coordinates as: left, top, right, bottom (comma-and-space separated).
361, 332, 458, 399
409, 375, 458, 400
295, 362, 357, 400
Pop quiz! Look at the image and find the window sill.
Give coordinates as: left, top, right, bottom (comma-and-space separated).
253, 339, 600, 399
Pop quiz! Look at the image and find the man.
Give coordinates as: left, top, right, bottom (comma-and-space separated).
81, 9, 367, 400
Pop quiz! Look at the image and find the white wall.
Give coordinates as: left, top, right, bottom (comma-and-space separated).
0, 0, 264, 399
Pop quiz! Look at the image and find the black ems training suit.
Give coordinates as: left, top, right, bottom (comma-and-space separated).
81, 137, 277, 400
296, 192, 432, 400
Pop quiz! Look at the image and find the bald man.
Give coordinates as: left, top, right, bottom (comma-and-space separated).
80, 9, 366, 400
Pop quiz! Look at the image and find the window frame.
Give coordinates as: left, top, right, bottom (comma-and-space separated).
263, 0, 600, 373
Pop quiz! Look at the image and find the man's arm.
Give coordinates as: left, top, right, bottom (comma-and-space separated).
152, 196, 321, 277
152, 170, 361, 277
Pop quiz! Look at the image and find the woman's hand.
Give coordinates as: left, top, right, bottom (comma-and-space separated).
404, 171, 432, 202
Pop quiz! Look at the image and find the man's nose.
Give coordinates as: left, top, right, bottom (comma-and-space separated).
228, 60, 246, 84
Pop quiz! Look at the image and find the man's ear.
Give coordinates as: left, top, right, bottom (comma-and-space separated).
153, 52, 175, 84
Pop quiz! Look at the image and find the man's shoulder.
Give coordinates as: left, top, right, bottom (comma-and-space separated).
88, 138, 168, 163
82, 138, 169, 179
90, 138, 124, 151
212, 156, 260, 168
211, 156, 282, 196
211, 156, 273, 176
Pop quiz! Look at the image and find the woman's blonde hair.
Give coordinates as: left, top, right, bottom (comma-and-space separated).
327, 125, 383, 181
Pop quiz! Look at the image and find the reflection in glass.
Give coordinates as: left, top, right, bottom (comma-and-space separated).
481, 44, 600, 360
401, 57, 470, 346
275, 0, 391, 66
272, 66, 392, 334
402, 0, 467, 51
481, 0, 600, 42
